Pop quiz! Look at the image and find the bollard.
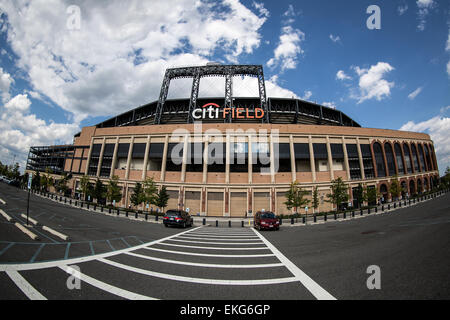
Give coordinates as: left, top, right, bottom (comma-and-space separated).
291, 217, 294, 225
81, 202, 83, 208
352, 211, 355, 218
101, 206, 103, 212
155, 214, 158, 222
394, 202, 396, 209
64, 198, 67, 204
381, 205, 384, 212
368, 208, 371, 214
324, 214, 327, 221
135, 212, 138, 219
229, 221, 231, 228
216, 220, 218, 227
388, 204, 390, 210
375, 207, 378, 213
241, 221, 244, 228
399, 201, 401, 207
360, 209, 363, 216
203, 218, 206, 226
279, 218, 282, 225
117, 209, 120, 216
145, 213, 148, 221
94, 205, 96, 211
69, 199, 72, 205
302, 216, 306, 224
87, 203, 90, 210
409, 200, 411, 206
125, 211, 128, 217
334, 213, 337, 220
314, 215, 317, 223
343, 212, 346, 219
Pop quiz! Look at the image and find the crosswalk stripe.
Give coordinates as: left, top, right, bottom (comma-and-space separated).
156, 242, 269, 250
125, 252, 284, 268
167, 239, 263, 245
59, 265, 157, 300
143, 246, 275, 258
6, 270, 47, 300
97, 257, 297, 286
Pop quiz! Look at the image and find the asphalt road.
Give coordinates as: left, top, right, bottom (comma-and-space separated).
0, 182, 449, 300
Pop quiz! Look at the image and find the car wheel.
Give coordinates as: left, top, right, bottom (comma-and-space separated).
164, 223, 168, 228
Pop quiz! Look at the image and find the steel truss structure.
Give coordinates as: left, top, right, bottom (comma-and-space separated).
154, 64, 268, 124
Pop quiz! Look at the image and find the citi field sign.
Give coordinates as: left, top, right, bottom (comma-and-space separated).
192, 103, 265, 120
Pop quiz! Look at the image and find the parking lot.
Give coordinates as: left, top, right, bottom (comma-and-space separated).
0, 182, 449, 300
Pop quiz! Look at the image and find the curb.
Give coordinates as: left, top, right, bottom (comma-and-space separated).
42, 226, 70, 241
14, 223, 40, 241
0, 209, 14, 222
20, 214, 38, 226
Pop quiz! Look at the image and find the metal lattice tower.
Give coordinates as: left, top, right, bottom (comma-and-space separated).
154, 64, 269, 124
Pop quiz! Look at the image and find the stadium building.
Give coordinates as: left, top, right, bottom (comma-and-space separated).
26, 65, 440, 217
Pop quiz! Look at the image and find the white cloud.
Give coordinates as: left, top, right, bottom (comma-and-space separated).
416, 0, 435, 31
329, 34, 341, 43
267, 26, 305, 71
0, 0, 269, 121
0, 67, 14, 103
400, 115, 450, 175
408, 86, 423, 100
447, 61, 450, 77
322, 102, 337, 109
252, 1, 270, 18
4, 94, 31, 112
351, 62, 395, 104
283, 4, 296, 17
336, 70, 352, 81
397, 4, 408, 15
446, 30, 450, 77
301, 90, 312, 100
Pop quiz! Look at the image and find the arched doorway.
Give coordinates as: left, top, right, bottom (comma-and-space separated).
380, 184, 388, 203
423, 177, 428, 192
417, 179, 423, 194
401, 181, 407, 199
409, 180, 416, 196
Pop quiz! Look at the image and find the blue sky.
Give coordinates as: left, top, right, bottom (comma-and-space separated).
0, 0, 449, 174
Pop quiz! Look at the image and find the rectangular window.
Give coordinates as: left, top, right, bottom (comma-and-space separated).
166, 143, 183, 172
230, 142, 248, 173
208, 142, 226, 172
273, 143, 291, 173
186, 143, 204, 172
252, 142, 270, 174
347, 144, 361, 180
294, 143, 311, 172
148, 143, 164, 171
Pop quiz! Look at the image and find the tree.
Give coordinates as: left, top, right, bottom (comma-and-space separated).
32, 171, 41, 191
284, 181, 310, 214
389, 177, 402, 200
365, 186, 380, 206
55, 173, 70, 195
143, 177, 158, 207
312, 186, 319, 214
353, 183, 366, 208
326, 177, 349, 213
93, 178, 106, 203
79, 175, 90, 200
130, 182, 144, 208
106, 175, 122, 206
154, 186, 170, 213
40, 167, 53, 192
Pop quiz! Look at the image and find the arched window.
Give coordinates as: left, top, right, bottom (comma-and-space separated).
373, 142, 386, 177
394, 143, 405, 174
431, 145, 438, 170
424, 144, 432, 171
384, 143, 396, 176
409, 180, 416, 195
411, 144, 420, 172
403, 143, 413, 174
418, 144, 426, 172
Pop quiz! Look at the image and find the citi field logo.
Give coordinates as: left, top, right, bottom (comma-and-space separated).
192, 103, 265, 120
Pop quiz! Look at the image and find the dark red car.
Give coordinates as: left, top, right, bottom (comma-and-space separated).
254, 211, 280, 231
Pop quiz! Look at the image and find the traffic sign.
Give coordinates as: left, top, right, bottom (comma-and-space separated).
27, 173, 32, 190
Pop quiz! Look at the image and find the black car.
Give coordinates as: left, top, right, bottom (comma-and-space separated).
163, 210, 193, 228
8, 180, 21, 188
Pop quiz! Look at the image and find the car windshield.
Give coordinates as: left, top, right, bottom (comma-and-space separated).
165, 210, 181, 216
261, 213, 275, 219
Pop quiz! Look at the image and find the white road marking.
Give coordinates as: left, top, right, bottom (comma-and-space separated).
0, 198, 6, 205
97, 257, 297, 286
0, 226, 203, 272
252, 228, 336, 300
184, 233, 259, 238
143, 246, 275, 258
167, 239, 263, 245
59, 265, 156, 300
6, 270, 47, 300
157, 242, 270, 251
176, 235, 261, 241
125, 252, 284, 269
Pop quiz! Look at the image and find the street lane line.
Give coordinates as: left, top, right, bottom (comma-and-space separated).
176, 235, 261, 241
157, 243, 270, 251
6, 270, 47, 300
0, 226, 203, 272
182, 233, 259, 238
42, 226, 70, 241
0, 198, 5, 205
59, 265, 157, 300
252, 228, 336, 300
143, 246, 275, 258
14, 223, 39, 241
20, 214, 38, 225
97, 257, 297, 286
0, 243, 15, 257
168, 239, 263, 245
125, 252, 284, 268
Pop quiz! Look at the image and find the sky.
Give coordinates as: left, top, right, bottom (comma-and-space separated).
0, 0, 449, 175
